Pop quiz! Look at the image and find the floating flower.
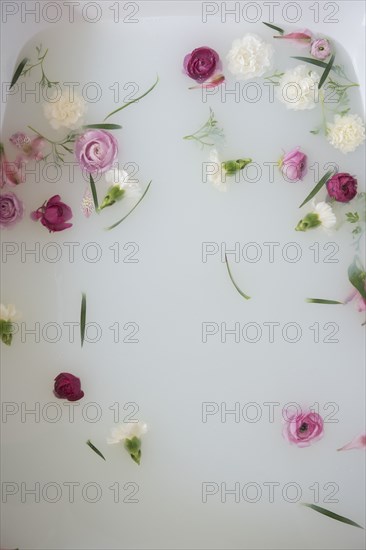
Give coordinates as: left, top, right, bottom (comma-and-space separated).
81, 188, 95, 218
337, 434, 366, 451
280, 147, 307, 181
310, 38, 332, 60
295, 201, 337, 232
283, 409, 324, 447
107, 421, 148, 465
327, 113, 365, 154
75, 130, 118, 174
0, 192, 23, 228
183, 46, 221, 82
54, 372, 84, 401
207, 149, 252, 192
277, 65, 320, 110
326, 172, 358, 202
9, 132, 45, 161
31, 195, 72, 232
99, 169, 142, 211
44, 89, 87, 130
0, 304, 19, 346
227, 33, 273, 80
0, 144, 24, 187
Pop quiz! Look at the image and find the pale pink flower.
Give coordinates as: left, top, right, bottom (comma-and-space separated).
283, 409, 324, 447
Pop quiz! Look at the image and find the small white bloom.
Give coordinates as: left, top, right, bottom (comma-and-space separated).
327, 113, 365, 154
0, 304, 18, 321
314, 201, 337, 229
277, 65, 320, 110
107, 422, 148, 444
44, 89, 87, 130
207, 149, 228, 192
227, 33, 273, 80
105, 169, 142, 198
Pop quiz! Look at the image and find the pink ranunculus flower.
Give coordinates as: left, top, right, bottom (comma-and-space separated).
0, 192, 24, 228
31, 195, 73, 232
9, 132, 45, 161
326, 172, 357, 202
75, 130, 118, 174
280, 147, 307, 181
54, 372, 84, 401
283, 409, 324, 447
184, 46, 221, 82
0, 143, 25, 187
310, 38, 331, 60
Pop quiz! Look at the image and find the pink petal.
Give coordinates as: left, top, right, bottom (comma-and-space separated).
337, 434, 366, 451
189, 74, 225, 90
274, 32, 312, 41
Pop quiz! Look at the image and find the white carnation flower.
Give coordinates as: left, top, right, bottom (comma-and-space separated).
277, 65, 320, 110
0, 303, 19, 321
226, 33, 273, 80
314, 201, 337, 229
107, 422, 148, 445
105, 169, 142, 198
207, 149, 227, 192
44, 89, 87, 130
327, 113, 365, 154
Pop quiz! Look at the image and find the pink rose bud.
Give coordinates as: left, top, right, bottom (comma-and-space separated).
31, 195, 73, 232
274, 31, 312, 43
54, 372, 84, 401
283, 409, 324, 447
310, 38, 331, 60
280, 147, 307, 181
0, 192, 24, 228
326, 172, 357, 202
183, 46, 221, 82
75, 130, 118, 174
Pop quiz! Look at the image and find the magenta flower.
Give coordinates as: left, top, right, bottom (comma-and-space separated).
9, 132, 45, 161
283, 409, 324, 447
75, 130, 118, 174
280, 147, 307, 181
0, 192, 24, 228
0, 143, 25, 187
31, 195, 73, 232
310, 38, 331, 60
337, 433, 366, 451
326, 172, 357, 202
183, 46, 221, 82
54, 372, 84, 401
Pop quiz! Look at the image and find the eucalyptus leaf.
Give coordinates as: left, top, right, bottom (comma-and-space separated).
348, 257, 366, 300
104, 76, 159, 121
89, 174, 99, 211
106, 181, 152, 230
302, 503, 364, 529
319, 54, 335, 89
10, 57, 29, 88
306, 298, 343, 305
80, 293, 86, 347
86, 440, 106, 461
83, 123, 122, 130
225, 255, 251, 300
263, 22, 284, 34
299, 170, 334, 208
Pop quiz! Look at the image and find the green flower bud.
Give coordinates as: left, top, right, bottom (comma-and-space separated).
222, 158, 252, 175
124, 436, 142, 465
99, 185, 125, 211
295, 212, 321, 232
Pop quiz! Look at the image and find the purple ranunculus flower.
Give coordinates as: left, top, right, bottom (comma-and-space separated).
0, 192, 24, 228
31, 195, 73, 232
183, 46, 221, 82
326, 172, 358, 202
75, 130, 118, 174
310, 38, 331, 60
280, 147, 307, 181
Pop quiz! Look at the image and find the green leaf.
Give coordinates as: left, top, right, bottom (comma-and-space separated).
83, 123, 122, 130
80, 293, 86, 347
86, 440, 106, 461
104, 76, 159, 121
306, 298, 343, 305
302, 503, 364, 529
263, 22, 284, 34
291, 56, 329, 69
299, 170, 334, 208
10, 57, 29, 89
89, 174, 99, 211
225, 254, 251, 300
348, 256, 366, 300
318, 53, 335, 89
106, 181, 152, 231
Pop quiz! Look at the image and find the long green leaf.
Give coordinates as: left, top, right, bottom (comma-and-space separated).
299, 170, 334, 208
106, 181, 152, 230
83, 123, 122, 130
80, 293, 86, 347
348, 256, 366, 300
291, 56, 329, 69
86, 440, 106, 461
318, 53, 335, 89
10, 57, 29, 88
263, 22, 284, 34
104, 76, 159, 121
89, 174, 99, 211
302, 503, 364, 529
225, 255, 251, 300
306, 298, 343, 305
